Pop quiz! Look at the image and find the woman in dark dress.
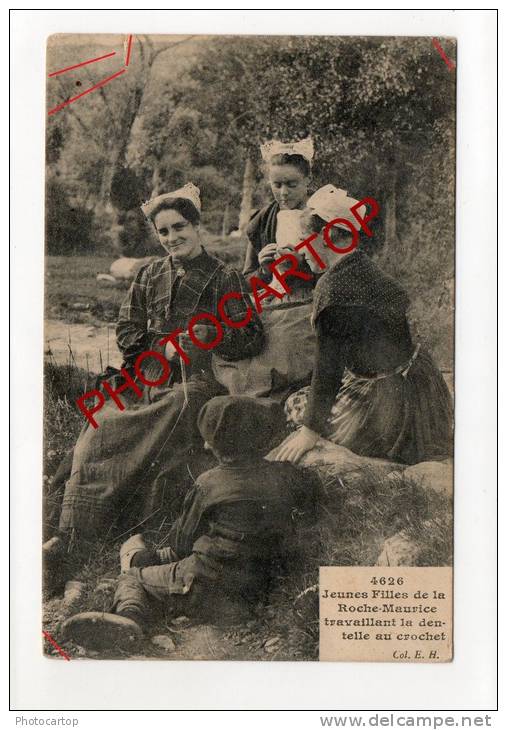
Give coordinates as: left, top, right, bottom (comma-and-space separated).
243, 136, 315, 290
277, 185, 453, 465
213, 138, 319, 401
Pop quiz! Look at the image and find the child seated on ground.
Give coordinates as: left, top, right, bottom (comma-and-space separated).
62, 395, 319, 651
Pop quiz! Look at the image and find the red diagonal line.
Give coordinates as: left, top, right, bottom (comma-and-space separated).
48, 68, 127, 116
432, 38, 456, 71
43, 630, 71, 661
48, 51, 117, 78
125, 35, 134, 67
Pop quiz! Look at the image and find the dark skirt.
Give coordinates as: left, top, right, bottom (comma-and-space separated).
285, 348, 453, 465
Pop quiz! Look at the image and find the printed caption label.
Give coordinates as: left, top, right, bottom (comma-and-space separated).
319, 566, 452, 662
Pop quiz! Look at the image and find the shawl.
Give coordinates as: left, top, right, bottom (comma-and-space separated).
246, 201, 280, 251
312, 250, 410, 326
143, 248, 223, 325
117, 246, 264, 370
244, 201, 316, 293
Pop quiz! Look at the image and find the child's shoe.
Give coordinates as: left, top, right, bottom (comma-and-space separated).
61, 611, 143, 652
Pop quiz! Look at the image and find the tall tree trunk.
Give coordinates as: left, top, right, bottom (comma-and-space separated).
222, 202, 230, 237
151, 165, 162, 196
238, 157, 255, 233
98, 141, 117, 210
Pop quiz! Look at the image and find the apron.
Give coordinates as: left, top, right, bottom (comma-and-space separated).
212, 295, 316, 402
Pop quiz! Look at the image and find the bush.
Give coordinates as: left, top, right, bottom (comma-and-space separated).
115, 208, 158, 257
45, 180, 96, 255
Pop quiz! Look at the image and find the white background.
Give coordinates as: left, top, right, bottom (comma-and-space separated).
8, 4, 500, 722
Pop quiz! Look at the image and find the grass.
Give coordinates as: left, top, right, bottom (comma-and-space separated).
43, 358, 452, 661
43, 359, 89, 540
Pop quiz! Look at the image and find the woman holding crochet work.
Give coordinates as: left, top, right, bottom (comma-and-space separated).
212, 137, 319, 402
276, 185, 453, 465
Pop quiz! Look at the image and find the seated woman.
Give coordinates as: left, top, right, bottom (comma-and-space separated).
213, 138, 318, 401
45, 184, 264, 566
277, 185, 453, 465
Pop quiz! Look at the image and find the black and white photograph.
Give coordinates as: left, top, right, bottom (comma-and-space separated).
41, 32, 456, 663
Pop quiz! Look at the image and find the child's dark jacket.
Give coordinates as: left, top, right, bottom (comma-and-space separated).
165, 458, 318, 597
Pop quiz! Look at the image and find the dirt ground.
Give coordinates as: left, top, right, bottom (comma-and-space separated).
43, 581, 319, 662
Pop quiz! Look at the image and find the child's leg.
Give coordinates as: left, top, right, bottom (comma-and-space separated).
114, 561, 191, 623
113, 571, 154, 625
120, 533, 178, 570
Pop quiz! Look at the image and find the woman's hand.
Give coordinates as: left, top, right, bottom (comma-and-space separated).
186, 324, 218, 345
164, 326, 216, 362
275, 426, 320, 463
258, 243, 278, 267
275, 246, 305, 270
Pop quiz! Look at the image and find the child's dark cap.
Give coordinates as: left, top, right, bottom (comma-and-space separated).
197, 395, 286, 458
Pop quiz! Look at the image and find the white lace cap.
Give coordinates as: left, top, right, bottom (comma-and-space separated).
307, 184, 366, 231
141, 182, 201, 218
260, 136, 314, 164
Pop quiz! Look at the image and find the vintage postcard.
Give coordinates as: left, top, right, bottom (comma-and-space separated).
42, 33, 455, 662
